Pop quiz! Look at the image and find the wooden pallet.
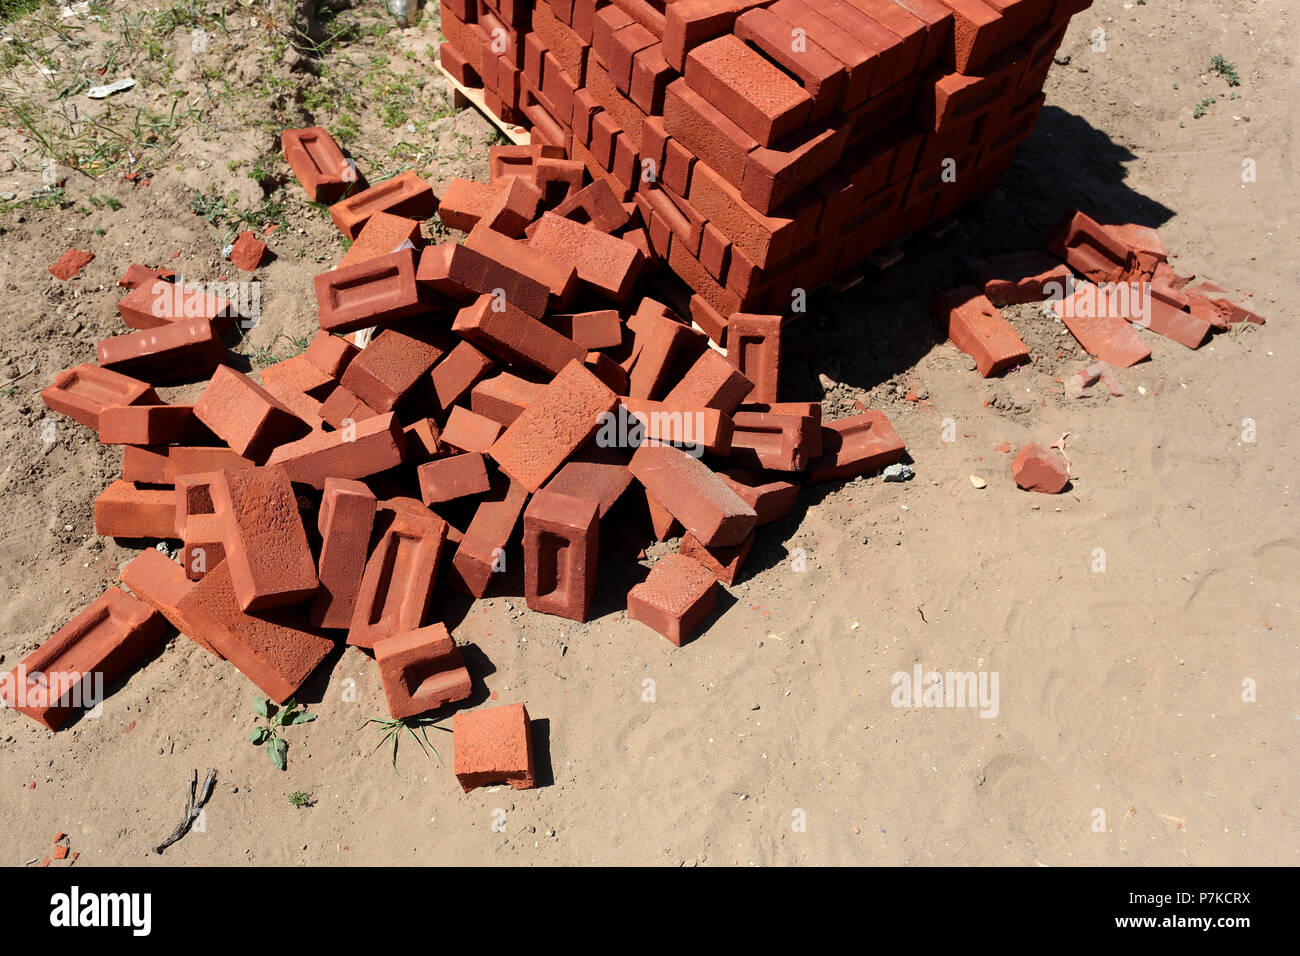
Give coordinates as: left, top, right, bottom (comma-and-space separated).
435, 62, 531, 146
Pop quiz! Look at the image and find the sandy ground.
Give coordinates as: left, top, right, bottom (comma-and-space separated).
0, 0, 1296, 866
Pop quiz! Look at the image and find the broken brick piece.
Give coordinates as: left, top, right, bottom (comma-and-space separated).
375, 623, 472, 718
629, 441, 756, 546
933, 287, 1031, 377
523, 489, 600, 622
429, 340, 496, 415
450, 476, 529, 598
41, 364, 159, 432
210, 466, 318, 612
229, 231, 268, 271
49, 249, 94, 281
971, 251, 1072, 306
680, 530, 753, 584
719, 469, 799, 525
441, 406, 506, 454
308, 477, 378, 629
626, 553, 718, 645
194, 366, 304, 461
808, 410, 907, 483
0, 587, 167, 730
490, 359, 620, 493
1012, 442, 1069, 493
1052, 285, 1153, 368
453, 702, 537, 792
728, 408, 818, 470
347, 498, 447, 649
471, 372, 546, 427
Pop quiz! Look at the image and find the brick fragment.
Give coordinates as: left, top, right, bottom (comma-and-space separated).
453, 702, 537, 791
971, 251, 1072, 306
229, 231, 267, 271
551, 179, 632, 233
309, 477, 377, 629
523, 489, 600, 621
210, 467, 318, 612
933, 287, 1031, 377
441, 406, 506, 454
728, 409, 818, 470
680, 530, 753, 584
0, 587, 166, 730
1051, 284, 1152, 368
49, 249, 94, 281
1012, 442, 1069, 493
627, 553, 718, 645
375, 623, 472, 718
472, 372, 547, 426
348, 498, 448, 649
544, 310, 624, 350
719, 469, 799, 524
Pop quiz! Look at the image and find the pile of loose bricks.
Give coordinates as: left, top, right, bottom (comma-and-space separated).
437, 0, 1092, 326
8, 123, 910, 794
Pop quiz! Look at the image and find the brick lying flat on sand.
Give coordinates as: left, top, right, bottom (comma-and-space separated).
808, 410, 907, 483
42, 364, 159, 432
627, 553, 718, 645
375, 623, 472, 719
933, 287, 1031, 377
453, 702, 537, 792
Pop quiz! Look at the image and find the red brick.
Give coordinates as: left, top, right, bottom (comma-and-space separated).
120, 548, 217, 655
41, 364, 158, 432
1051, 284, 1152, 368
94, 480, 176, 539
375, 623, 472, 718
315, 248, 425, 334
936, 0, 1002, 72
663, 346, 755, 413
441, 406, 506, 454
417, 241, 552, 319
308, 477, 377, 629
318, 384, 380, 430
628, 306, 706, 400
210, 467, 318, 612
489, 143, 565, 183
464, 224, 580, 306
122, 445, 254, 485
663, 79, 758, 187
545, 310, 624, 350
1012, 442, 1069, 493
177, 560, 334, 702
437, 179, 508, 232
282, 126, 357, 204
330, 170, 436, 240
347, 498, 447, 648
426, 340, 495, 415
340, 326, 451, 412
689, 162, 799, 269
116, 279, 236, 332
193, 366, 304, 461
719, 468, 800, 524
418, 452, 492, 504
680, 530, 753, 584
471, 371, 547, 426
337, 212, 423, 271
736, 8, 846, 118
489, 360, 620, 492
808, 410, 906, 482
726, 313, 781, 402
770, 0, 877, 108
174, 471, 216, 540
0, 587, 166, 730
527, 212, 646, 301
97, 319, 225, 384
450, 475, 529, 597
629, 441, 756, 545
49, 249, 93, 281
551, 179, 633, 233
1184, 279, 1264, 328
1047, 209, 1132, 285
933, 287, 1031, 377
971, 251, 1072, 306
542, 448, 634, 516
622, 398, 735, 454
403, 417, 444, 463
97, 403, 198, 446
742, 121, 846, 215
264, 412, 406, 489
729, 409, 819, 470
663, 0, 764, 72
182, 514, 226, 582
686, 34, 812, 146
452, 702, 537, 791
523, 489, 600, 621
229, 231, 267, 272
303, 330, 359, 378
117, 264, 174, 290
452, 293, 586, 376
627, 553, 718, 645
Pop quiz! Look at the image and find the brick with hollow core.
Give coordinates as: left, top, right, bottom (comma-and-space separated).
728, 409, 818, 470
348, 498, 447, 649
375, 623, 472, 718
308, 477, 377, 629
97, 318, 225, 384
808, 409, 907, 482
452, 293, 586, 376
94, 480, 177, 539
933, 287, 1031, 377
194, 366, 305, 461
282, 126, 357, 204
526, 212, 646, 301
182, 514, 225, 582
726, 313, 782, 402
0, 587, 167, 730
627, 552, 718, 645
418, 453, 492, 505
339, 326, 452, 412
629, 441, 757, 546
210, 466, 318, 612
315, 248, 426, 334
176, 560, 334, 703
174, 471, 217, 541
490, 359, 620, 493
453, 702, 537, 791
42, 364, 159, 432
523, 489, 600, 622
329, 170, 437, 240
264, 412, 406, 489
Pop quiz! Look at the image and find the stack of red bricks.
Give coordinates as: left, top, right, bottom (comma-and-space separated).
437, 0, 1092, 339
13, 129, 907, 790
